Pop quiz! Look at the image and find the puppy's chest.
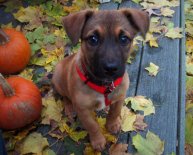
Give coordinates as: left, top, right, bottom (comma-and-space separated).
94, 86, 124, 111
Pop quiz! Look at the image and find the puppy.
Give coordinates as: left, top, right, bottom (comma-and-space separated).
52, 9, 149, 151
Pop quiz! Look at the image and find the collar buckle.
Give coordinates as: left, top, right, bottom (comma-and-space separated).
105, 81, 115, 94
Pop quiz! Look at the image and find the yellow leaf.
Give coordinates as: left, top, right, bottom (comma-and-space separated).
161, 7, 175, 17
96, 117, 117, 143
19, 132, 49, 155
125, 96, 155, 116
145, 33, 159, 48
41, 96, 63, 124
145, 62, 159, 76
121, 106, 136, 132
59, 119, 88, 142
165, 27, 183, 39
13, 6, 37, 23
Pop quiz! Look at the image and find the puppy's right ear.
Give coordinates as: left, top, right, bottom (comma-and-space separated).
62, 10, 94, 45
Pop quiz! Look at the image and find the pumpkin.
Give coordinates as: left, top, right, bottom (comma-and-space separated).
0, 28, 31, 74
0, 73, 42, 130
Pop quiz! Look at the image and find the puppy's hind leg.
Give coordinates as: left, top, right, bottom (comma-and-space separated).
63, 97, 76, 122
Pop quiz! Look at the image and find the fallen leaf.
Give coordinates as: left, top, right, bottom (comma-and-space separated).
125, 96, 155, 116
145, 62, 159, 76
43, 148, 56, 155
145, 33, 159, 48
121, 106, 136, 132
165, 27, 183, 39
84, 144, 101, 155
59, 119, 87, 142
132, 131, 164, 155
96, 117, 117, 143
161, 7, 175, 17
41, 96, 63, 125
19, 132, 49, 155
133, 114, 148, 131
109, 143, 131, 155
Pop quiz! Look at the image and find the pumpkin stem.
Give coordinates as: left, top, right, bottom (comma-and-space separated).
0, 29, 10, 45
0, 73, 15, 97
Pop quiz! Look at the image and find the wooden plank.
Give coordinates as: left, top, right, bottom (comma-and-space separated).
135, 6, 181, 155
99, 1, 118, 10
177, 0, 186, 154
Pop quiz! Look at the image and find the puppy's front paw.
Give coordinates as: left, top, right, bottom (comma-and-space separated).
90, 131, 106, 151
106, 117, 121, 134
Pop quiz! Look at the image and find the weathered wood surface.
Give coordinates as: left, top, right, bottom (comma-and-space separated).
0, 0, 185, 154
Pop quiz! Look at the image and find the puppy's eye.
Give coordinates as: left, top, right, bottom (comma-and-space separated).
119, 35, 130, 46
87, 34, 99, 46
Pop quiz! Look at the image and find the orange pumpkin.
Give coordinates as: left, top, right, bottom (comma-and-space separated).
0, 74, 42, 130
0, 28, 31, 74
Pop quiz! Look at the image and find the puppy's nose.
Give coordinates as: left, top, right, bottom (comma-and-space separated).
103, 62, 118, 75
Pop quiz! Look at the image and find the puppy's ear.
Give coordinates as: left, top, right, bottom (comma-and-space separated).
121, 9, 150, 38
62, 10, 94, 45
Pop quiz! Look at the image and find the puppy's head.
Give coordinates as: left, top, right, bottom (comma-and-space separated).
62, 9, 149, 82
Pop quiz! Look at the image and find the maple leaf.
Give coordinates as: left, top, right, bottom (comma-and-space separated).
145, 33, 159, 48
120, 106, 136, 132
145, 62, 159, 76
161, 7, 175, 17
59, 119, 87, 142
165, 27, 183, 39
19, 132, 49, 154
109, 143, 131, 155
41, 96, 64, 125
132, 131, 164, 155
125, 96, 155, 116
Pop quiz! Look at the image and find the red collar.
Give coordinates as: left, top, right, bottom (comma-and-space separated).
76, 64, 123, 106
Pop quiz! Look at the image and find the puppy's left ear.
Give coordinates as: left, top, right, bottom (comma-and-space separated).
121, 9, 150, 38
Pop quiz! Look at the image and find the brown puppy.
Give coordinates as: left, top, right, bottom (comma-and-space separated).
52, 9, 149, 151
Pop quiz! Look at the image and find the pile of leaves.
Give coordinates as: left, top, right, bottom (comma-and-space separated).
185, 0, 193, 154
0, 0, 184, 154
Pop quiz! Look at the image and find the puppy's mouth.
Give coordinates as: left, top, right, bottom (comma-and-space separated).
89, 65, 125, 85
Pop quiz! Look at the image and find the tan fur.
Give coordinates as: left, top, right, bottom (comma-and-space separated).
52, 9, 149, 151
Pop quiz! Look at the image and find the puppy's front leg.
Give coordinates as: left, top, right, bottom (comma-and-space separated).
76, 106, 106, 151
106, 100, 124, 134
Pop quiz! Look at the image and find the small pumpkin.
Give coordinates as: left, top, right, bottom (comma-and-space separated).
0, 28, 31, 74
0, 74, 42, 130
